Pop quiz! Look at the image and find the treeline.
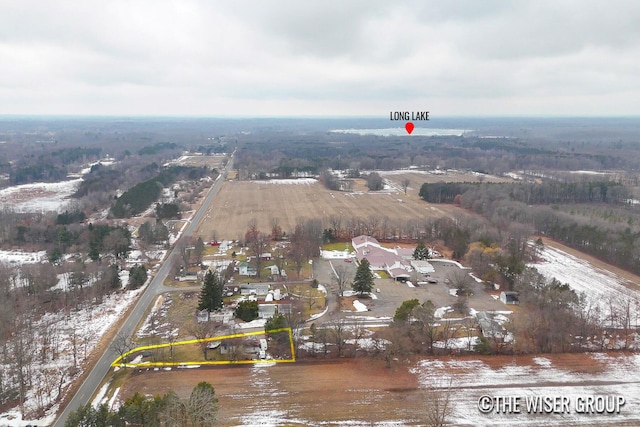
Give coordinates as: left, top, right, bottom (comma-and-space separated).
9, 162, 69, 185
421, 180, 640, 275
138, 142, 178, 156
51, 147, 102, 165
0, 209, 131, 264
111, 166, 210, 218
419, 181, 628, 205
233, 125, 640, 182
8, 147, 103, 185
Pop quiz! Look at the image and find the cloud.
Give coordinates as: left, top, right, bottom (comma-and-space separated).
0, 0, 639, 116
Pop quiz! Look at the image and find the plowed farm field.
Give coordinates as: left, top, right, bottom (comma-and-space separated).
194, 178, 464, 240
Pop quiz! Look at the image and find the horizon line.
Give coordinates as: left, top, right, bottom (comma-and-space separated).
1, 114, 640, 121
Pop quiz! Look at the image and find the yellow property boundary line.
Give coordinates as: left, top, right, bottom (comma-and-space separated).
112, 328, 295, 368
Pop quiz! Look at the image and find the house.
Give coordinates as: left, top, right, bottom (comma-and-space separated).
264, 265, 285, 276
500, 291, 520, 305
258, 303, 292, 319
178, 272, 198, 282
476, 311, 505, 339
196, 309, 210, 323
259, 252, 272, 261
476, 311, 512, 342
196, 309, 233, 323
238, 262, 257, 277
240, 283, 270, 296
410, 260, 435, 275
219, 339, 240, 355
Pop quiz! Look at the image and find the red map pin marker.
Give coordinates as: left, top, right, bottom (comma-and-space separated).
405, 122, 414, 134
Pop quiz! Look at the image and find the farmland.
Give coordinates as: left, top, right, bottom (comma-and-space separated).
118, 353, 640, 426
195, 176, 467, 240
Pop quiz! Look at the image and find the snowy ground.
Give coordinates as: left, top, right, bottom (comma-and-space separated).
0, 179, 83, 212
0, 250, 48, 265
412, 353, 640, 426
530, 244, 640, 325
0, 274, 144, 426
251, 178, 317, 185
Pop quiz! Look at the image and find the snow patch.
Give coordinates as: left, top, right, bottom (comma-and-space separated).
251, 178, 317, 185
353, 300, 368, 312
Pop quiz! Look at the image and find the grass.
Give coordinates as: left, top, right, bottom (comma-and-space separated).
322, 242, 354, 252
375, 271, 390, 279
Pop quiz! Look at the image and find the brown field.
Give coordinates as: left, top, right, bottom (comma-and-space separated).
120, 358, 423, 426
195, 179, 466, 240
116, 352, 639, 426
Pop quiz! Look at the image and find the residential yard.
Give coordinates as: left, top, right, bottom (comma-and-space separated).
322, 242, 353, 252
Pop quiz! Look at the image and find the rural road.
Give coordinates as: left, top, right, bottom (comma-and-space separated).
52, 153, 234, 427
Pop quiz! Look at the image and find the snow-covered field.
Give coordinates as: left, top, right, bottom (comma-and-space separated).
412, 353, 640, 426
530, 244, 640, 325
251, 178, 317, 185
0, 250, 48, 265
0, 178, 82, 212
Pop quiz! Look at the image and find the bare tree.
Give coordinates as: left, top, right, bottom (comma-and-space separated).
270, 217, 284, 240
402, 178, 410, 195
112, 331, 136, 361
188, 321, 218, 360
450, 270, 472, 297
329, 319, 350, 357
422, 375, 454, 427
245, 220, 270, 279
333, 263, 352, 297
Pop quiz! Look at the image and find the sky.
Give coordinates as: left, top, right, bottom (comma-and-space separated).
1, 0, 640, 117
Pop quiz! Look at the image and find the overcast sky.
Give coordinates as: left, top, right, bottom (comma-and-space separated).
1, 1, 639, 117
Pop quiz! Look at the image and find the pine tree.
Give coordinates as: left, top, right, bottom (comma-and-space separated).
413, 240, 430, 260
352, 258, 374, 296
198, 271, 224, 312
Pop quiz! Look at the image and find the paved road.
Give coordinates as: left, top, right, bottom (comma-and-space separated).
52, 154, 234, 426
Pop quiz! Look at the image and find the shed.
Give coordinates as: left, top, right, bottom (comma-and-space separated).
499, 291, 520, 305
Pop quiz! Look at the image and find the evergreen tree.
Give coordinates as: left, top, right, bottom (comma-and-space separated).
110, 264, 122, 289
394, 299, 420, 322
198, 271, 224, 312
128, 265, 148, 289
413, 240, 430, 260
235, 300, 259, 321
352, 258, 374, 296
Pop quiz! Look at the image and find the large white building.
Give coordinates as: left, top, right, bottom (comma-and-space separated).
351, 235, 433, 280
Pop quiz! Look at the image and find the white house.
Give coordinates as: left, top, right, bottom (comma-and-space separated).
238, 262, 257, 277
240, 283, 270, 296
